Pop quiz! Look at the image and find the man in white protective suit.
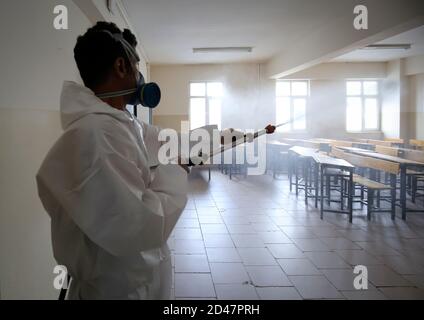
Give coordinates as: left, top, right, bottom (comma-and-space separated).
36, 22, 189, 300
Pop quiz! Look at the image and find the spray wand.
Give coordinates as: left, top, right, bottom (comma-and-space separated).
184, 118, 299, 166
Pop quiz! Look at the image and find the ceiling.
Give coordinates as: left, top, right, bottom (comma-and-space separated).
332, 25, 424, 62
122, 0, 358, 65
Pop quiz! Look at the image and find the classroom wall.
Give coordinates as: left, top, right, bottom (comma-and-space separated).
409, 73, 424, 139
287, 62, 386, 140
405, 54, 424, 140
150, 62, 385, 140
405, 54, 424, 76
382, 60, 402, 139
380, 57, 424, 141
0, 0, 149, 299
0, 0, 89, 300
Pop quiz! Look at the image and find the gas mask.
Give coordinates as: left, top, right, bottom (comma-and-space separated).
128, 72, 161, 108
95, 32, 161, 109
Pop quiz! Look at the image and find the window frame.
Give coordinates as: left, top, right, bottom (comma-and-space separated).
345, 79, 381, 133
275, 80, 309, 132
189, 81, 223, 130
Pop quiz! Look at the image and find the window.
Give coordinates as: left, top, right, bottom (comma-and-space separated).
190, 82, 223, 130
346, 80, 379, 132
275, 80, 308, 132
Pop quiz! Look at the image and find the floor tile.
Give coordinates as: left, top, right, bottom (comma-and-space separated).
367, 266, 414, 287
280, 226, 317, 239
196, 207, 221, 216
227, 224, 257, 234
174, 273, 216, 298
174, 254, 210, 273
378, 255, 424, 275
336, 229, 376, 242
341, 290, 387, 300
206, 247, 242, 263
252, 223, 280, 232
319, 237, 361, 250
292, 238, 330, 251
257, 287, 302, 300
172, 228, 203, 240
321, 268, 377, 291
180, 210, 198, 219
201, 224, 229, 234
403, 275, 424, 289
306, 252, 351, 269
278, 259, 322, 276
267, 244, 304, 259
231, 234, 265, 248
336, 250, 383, 266
379, 287, 424, 300
246, 266, 292, 286
215, 284, 259, 300
176, 219, 200, 229
209, 263, 250, 284
173, 239, 205, 254
355, 241, 402, 256
289, 275, 343, 299
257, 231, 292, 244
203, 234, 235, 248
222, 216, 250, 225
237, 248, 278, 265
198, 216, 224, 224
310, 227, 341, 237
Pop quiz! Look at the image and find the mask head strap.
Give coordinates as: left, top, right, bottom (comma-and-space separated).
110, 32, 140, 63
96, 88, 137, 99
95, 31, 141, 100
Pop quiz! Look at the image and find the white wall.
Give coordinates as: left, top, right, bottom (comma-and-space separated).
381, 60, 402, 139
405, 54, 424, 140
409, 73, 424, 139
0, 0, 91, 299
0, 0, 149, 299
285, 62, 386, 80
380, 58, 419, 141
405, 54, 424, 76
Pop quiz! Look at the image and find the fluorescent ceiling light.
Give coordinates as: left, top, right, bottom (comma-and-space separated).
362, 44, 411, 50
193, 47, 253, 53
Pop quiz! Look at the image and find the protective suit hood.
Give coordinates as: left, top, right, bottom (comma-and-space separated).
60, 81, 130, 130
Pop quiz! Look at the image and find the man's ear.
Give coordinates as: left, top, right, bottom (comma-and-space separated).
113, 57, 128, 79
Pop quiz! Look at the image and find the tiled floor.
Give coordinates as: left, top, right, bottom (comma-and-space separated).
169, 169, 424, 300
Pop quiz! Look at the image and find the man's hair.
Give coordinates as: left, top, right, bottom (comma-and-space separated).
74, 21, 138, 89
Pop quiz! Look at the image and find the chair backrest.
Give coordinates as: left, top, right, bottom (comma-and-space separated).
410, 139, 424, 148
331, 148, 400, 175
375, 145, 399, 157
329, 140, 353, 148
302, 141, 321, 149
385, 138, 404, 143
402, 148, 424, 163
366, 139, 393, 147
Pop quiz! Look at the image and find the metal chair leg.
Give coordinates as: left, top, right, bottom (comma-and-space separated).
391, 174, 397, 220
326, 175, 331, 206
367, 189, 374, 221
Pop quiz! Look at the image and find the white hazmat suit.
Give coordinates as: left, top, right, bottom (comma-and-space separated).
36, 81, 187, 299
